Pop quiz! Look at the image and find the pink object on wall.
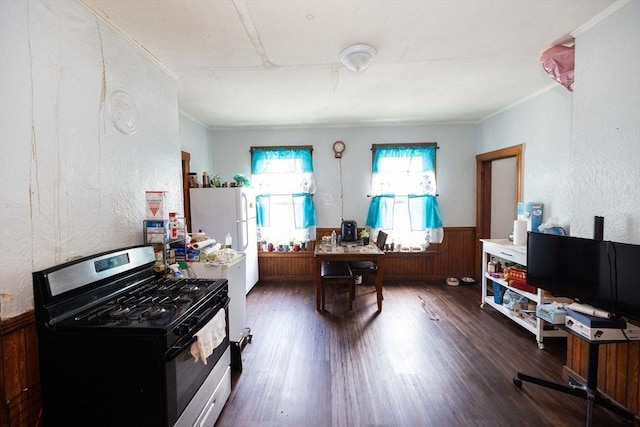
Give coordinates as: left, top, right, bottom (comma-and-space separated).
540, 45, 575, 91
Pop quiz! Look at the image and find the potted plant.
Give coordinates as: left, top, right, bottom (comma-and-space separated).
360, 229, 370, 245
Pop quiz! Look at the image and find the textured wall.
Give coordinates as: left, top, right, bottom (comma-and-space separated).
210, 124, 478, 228
571, 0, 640, 242
478, 86, 574, 231
0, 1, 181, 319
478, 1, 639, 243
180, 112, 215, 177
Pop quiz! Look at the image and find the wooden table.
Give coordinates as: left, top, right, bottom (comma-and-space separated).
314, 243, 385, 312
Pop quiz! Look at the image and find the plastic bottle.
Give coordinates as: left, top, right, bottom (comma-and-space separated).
331, 230, 337, 248
225, 233, 233, 248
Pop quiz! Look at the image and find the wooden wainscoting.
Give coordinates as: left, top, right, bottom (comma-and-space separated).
0, 311, 40, 427
258, 252, 315, 282
565, 334, 640, 416
258, 226, 477, 283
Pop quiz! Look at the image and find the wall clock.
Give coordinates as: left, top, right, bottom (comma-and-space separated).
333, 140, 346, 158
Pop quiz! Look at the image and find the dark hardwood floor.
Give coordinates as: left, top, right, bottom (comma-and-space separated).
216, 280, 636, 427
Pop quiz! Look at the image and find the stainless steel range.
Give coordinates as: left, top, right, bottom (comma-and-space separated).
33, 245, 231, 427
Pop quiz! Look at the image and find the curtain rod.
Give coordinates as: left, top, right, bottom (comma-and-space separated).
250, 145, 314, 152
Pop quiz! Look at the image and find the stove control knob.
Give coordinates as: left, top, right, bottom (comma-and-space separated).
175, 324, 190, 336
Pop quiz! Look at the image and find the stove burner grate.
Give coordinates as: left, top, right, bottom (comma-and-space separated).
142, 306, 170, 319
72, 277, 222, 326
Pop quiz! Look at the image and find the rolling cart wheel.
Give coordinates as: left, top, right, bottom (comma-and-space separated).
537, 342, 545, 350
513, 377, 523, 388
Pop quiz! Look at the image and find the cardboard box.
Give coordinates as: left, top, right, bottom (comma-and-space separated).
566, 309, 626, 328
145, 191, 168, 220
565, 311, 640, 341
536, 303, 567, 324
145, 220, 169, 243
517, 202, 543, 232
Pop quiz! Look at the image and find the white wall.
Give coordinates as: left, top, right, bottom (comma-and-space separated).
478, 0, 639, 243
210, 124, 477, 228
0, 1, 182, 319
570, 0, 640, 241
478, 86, 574, 231
180, 113, 215, 177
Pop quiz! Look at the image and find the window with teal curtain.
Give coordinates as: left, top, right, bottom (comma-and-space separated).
365, 143, 443, 246
251, 146, 317, 244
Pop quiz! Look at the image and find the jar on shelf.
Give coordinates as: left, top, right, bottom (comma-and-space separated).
188, 173, 198, 188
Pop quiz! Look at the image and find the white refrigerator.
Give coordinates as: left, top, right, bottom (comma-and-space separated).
190, 187, 259, 294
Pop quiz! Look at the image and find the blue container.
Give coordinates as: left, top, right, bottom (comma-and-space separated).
517, 202, 543, 232
493, 282, 505, 304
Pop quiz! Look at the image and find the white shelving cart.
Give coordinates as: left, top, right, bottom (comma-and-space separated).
480, 239, 568, 349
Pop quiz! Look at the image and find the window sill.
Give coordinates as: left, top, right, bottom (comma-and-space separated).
257, 249, 438, 257
258, 251, 313, 257
384, 249, 438, 257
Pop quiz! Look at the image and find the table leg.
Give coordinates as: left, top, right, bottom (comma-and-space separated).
375, 258, 383, 312
316, 258, 322, 311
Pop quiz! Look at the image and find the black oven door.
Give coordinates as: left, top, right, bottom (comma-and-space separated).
165, 297, 230, 425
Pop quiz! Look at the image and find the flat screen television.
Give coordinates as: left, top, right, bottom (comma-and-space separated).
607, 240, 640, 322
526, 232, 640, 322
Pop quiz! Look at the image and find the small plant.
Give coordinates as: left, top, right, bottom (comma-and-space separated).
360, 229, 370, 245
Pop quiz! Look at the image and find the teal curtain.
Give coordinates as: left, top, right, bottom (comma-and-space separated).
251, 147, 316, 241
366, 144, 443, 243
292, 193, 316, 228
252, 147, 313, 173
408, 194, 443, 229
255, 194, 268, 227
372, 145, 436, 173
366, 195, 395, 229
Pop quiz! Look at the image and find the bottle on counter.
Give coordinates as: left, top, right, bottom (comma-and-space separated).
188, 173, 198, 188
330, 230, 337, 248
225, 233, 233, 248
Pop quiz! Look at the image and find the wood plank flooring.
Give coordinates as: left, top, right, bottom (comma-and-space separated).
216, 280, 636, 427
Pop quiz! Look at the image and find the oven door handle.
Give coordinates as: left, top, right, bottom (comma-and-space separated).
165, 297, 230, 362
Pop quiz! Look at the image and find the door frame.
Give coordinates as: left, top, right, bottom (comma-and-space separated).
181, 151, 192, 233
475, 144, 524, 275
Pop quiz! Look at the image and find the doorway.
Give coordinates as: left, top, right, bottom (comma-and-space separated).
475, 144, 523, 275
181, 151, 192, 233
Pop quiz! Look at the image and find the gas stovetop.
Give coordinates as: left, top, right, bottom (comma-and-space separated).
33, 245, 228, 334
66, 277, 227, 330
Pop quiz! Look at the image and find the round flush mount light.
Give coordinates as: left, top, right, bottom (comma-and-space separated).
108, 90, 138, 135
339, 44, 376, 72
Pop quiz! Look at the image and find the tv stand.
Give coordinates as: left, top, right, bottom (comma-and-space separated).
513, 329, 636, 426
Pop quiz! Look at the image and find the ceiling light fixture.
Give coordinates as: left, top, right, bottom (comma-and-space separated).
339, 44, 376, 72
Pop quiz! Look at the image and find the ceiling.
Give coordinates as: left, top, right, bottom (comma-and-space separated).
82, 0, 618, 130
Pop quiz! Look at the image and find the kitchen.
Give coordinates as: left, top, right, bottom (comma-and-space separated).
1, 0, 639, 426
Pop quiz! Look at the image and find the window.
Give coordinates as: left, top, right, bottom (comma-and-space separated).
251, 146, 317, 244
365, 143, 443, 247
